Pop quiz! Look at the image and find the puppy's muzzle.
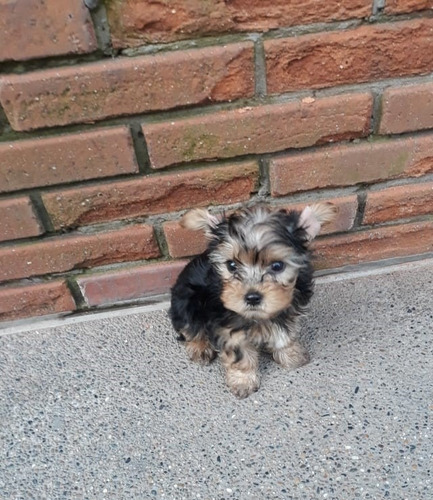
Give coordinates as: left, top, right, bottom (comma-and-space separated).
244, 291, 263, 307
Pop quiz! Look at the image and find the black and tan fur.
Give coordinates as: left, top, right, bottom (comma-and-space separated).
170, 203, 336, 398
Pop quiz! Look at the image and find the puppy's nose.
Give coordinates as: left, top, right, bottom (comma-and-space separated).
245, 291, 263, 306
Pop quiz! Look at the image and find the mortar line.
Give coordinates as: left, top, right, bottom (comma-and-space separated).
371, 90, 383, 135
152, 223, 170, 259
254, 37, 267, 97
28, 192, 55, 233
353, 190, 368, 228
257, 157, 270, 198
372, 0, 386, 16
65, 276, 88, 310
129, 123, 152, 175
86, 0, 113, 56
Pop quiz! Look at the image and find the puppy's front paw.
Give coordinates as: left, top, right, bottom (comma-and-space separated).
273, 341, 310, 370
226, 371, 260, 399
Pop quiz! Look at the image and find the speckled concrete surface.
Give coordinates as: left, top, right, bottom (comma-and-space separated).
1, 261, 432, 500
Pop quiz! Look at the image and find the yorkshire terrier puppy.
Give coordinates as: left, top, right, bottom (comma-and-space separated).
170, 203, 336, 398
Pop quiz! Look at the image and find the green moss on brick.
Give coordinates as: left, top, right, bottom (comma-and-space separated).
182, 132, 219, 162
388, 151, 410, 177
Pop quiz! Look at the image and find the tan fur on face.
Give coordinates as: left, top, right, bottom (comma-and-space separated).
213, 237, 300, 282
221, 280, 295, 320
216, 240, 299, 320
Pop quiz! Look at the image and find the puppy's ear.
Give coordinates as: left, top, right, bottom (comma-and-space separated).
181, 208, 220, 237
299, 202, 337, 241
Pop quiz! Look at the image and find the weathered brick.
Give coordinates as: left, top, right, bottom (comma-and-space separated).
385, 0, 433, 14
0, 280, 76, 322
0, 44, 254, 131
270, 134, 433, 196
163, 195, 358, 259
0, 127, 138, 193
0, 197, 43, 243
0, 0, 97, 62
163, 222, 208, 259
379, 83, 433, 135
107, 0, 371, 48
363, 182, 433, 225
143, 93, 372, 169
0, 225, 159, 283
313, 221, 433, 269
77, 261, 187, 307
265, 19, 433, 94
42, 162, 259, 230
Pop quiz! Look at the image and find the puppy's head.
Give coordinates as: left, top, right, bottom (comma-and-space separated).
182, 203, 336, 320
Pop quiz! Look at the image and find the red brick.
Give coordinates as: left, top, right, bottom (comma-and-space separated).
77, 261, 187, 307
385, 0, 433, 14
143, 93, 372, 169
163, 195, 358, 259
0, 127, 138, 193
0, 225, 159, 283
107, 0, 371, 48
363, 182, 433, 225
270, 134, 433, 196
379, 83, 433, 135
42, 162, 259, 229
0, 43, 254, 131
265, 19, 433, 94
0, 0, 97, 62
0, 197, 43, 242
313, 221, 433, 269
163, 222, 208, 259
0, 280, 76, 322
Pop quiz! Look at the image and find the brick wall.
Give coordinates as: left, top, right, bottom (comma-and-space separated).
1, 0, 433, 323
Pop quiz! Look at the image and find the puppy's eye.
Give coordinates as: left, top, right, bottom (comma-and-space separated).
270, 261, 285, 273
226, 260, 237, 273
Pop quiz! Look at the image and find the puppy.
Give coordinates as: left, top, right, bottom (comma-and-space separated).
170, 203, 335, 398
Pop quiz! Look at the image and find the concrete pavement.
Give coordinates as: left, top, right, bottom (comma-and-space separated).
1, 259, 432, 500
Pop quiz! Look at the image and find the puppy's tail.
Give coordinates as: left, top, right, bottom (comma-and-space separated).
299, 202, 337, 241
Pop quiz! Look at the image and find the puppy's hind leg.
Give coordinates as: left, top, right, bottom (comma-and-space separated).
273, 340, 310, 370
182, 330, 217, 365
268, 321, 310, 371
